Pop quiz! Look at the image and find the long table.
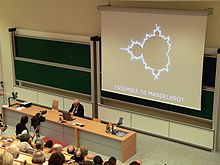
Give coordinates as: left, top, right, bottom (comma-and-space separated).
2, 103, 136, 162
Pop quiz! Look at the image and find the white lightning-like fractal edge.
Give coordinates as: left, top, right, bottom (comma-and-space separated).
120, 24, 172, 80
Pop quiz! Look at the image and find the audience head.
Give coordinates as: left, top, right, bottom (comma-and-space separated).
32, 150, 45, 164
20, 115, 28, 125
93, 155, 103, 165
44, 140, 53, 148
108, 156, 117, 165
6, 144, 20, 159
103, 161, 111, 165
68, 162, 80, 165
48, 153, 65, 165
83, 161, 94, 165
2, 152, 13, 165
75, 150, 84, 163
67, 145, 76, 155
35, 140, 44, 150
52, 143, 63, 154
129, 161, 141, 165
19, 133, 30, 142
84, 154, 94, 162
80, 145, 88, 157
18, 142, 31, 152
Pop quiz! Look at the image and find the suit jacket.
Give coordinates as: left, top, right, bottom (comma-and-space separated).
69, 103, 84, 118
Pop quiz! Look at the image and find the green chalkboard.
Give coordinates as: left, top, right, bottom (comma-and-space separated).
15, 36, 91, 68
202, 56, 216, 87
15, 60, 91, 95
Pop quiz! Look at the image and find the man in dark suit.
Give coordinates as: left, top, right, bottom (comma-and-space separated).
69, 99, 84, 118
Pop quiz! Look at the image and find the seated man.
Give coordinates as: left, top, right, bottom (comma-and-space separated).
67, 145, 76, 155
51, 143, 63, 154
16, 116, 29, 135
35, 140, 44, 150
69, 99, 84, 118
32, 150, 46, 164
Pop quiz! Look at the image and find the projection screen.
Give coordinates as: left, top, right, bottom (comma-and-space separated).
100, 7, 207, 110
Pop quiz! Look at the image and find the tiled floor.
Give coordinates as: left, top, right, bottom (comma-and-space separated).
2, 125, 220, 165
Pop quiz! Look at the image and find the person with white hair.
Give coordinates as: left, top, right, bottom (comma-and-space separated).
18, 141, 33, 153
6, 144, 20, 159
51, 143, 63, 154
69, 98, 84, 118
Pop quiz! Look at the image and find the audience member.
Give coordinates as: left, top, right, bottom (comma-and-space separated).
32, 150, 46, 164
129, 161, 141, 165
68, 162, 80, 165
6, 144, 20, 159
75, 150, 84, 164
108, 156, 117, 165
51, 143, 63, 154
48, 153, 65, 165
103, 161, 111, 165
19, 132, 30, 142
84, 154, 94, 162
80, 145, 88, 158
67, 145, 76, 155
18, 132, 35, 148
44, 140, 53, 148
18, 141, 33, 153
82, 160, 94, 165
35, 140, 44, 150
93, 155, 103, 165
16, 115, 29, 135
2, 152, 13, 165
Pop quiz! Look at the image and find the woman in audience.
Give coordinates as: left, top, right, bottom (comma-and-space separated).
93, 155, 103, 165
16, 115, 29, 135
32, 150, 46, 165
6, 144, 20, 159
48, 153, 65, 165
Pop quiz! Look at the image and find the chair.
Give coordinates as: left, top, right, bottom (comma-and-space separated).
52, 99, 59, 111
92, 118, 101, 123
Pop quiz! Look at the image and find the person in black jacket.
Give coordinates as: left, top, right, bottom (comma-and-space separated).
69, 99, 84, 118
16, 115, 29, 135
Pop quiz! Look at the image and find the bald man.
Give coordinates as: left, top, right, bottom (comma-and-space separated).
69, 99, 84, 118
